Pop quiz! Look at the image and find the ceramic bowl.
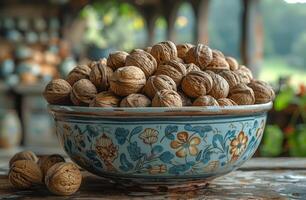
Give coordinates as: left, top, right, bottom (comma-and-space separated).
49, 102, 272, 188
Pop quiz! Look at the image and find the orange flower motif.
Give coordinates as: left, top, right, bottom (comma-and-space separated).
170, 131, 201, 158
96, 134, 118, 162
230, 131, 248, 159
148, 165, 167, 174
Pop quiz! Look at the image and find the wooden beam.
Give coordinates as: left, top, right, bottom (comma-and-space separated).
162, 0, 182, 41
191, 0, 210, 44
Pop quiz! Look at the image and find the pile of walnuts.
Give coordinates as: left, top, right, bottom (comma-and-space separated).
43, 41, 275, 107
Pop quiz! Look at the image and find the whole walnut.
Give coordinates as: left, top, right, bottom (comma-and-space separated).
236, 65, 253, 84
9, 150, 38, 167
225, 56, 239, 71
229, 83, 255, 105
248, 80, 275, 104
126, 49, 157, 78
155, 60, 186, 85
43, 79, 72, 105
37, 154, 65, 178
181, 71, 213, 98
144, 46, 152, 53
206, 51, 230, 72
88, 58, 107, 69
152, 90, 182, 107
107, 51, 129, 70
66, 65, 91, 86
206, 71, 229, 99
45, 162, 82, 196
9, 160, 42, 189
212, 49, 224, 57
143, 75, 177, 99
217, 98, 238, 106
150, 41, 177, 64
89, 91, 120, 107
178, 91, 192, 106
174, 57, 185, 64
185, 63, 201, 73
89, 61, 113, 91
120, 93, 151, 107
219, 70, 241, 89
70, 79, 97, 106
193, 95, 219, 106
176, 43, 194, 59
110, 66, 146, 96
184, 44, 213, 69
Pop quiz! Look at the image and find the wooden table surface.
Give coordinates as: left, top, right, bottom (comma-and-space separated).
1, 158, 306, 199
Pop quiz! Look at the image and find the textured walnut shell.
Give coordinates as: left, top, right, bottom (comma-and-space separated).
152, 90, 182, 107
155, 60, 186, 85
9, 160, 42, 189
89, 61, 113, 91
229, 83, 255, 105
236, 65, 253, 84
176, 43, 194, 59
37, 154, 65, 178
126, 49, 157, 78
219, 70, 241, 89
150, 41, 177, 64
43, 79, 72, 105
45, 162, 82, 196
66, 65, 91, 86
110, 66, 146, 96
205, 71, 229, 99
217, 98, 238, 106
248, 80, 275, 104
193, 95, 219, 106
181, 71, 213, 98
184, 44, 213, 69
206, 52, 230, 72
226, 56, 239, 71
120, 93, 151, 107
107, 51, 129, 70
88, 58, 107, 69
9, 150, 38, 168
178, 91, 192, 106
185, 63, 201, 73
89, 91, 120, 107
212, 49, 225, 57
143, 46, 152, 53
143, 75, 177, 99
70, 79, 97, 106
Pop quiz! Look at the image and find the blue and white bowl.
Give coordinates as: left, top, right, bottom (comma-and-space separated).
49, 103, 272, 188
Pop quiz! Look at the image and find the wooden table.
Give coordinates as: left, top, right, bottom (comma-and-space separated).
1, 158, 306, 199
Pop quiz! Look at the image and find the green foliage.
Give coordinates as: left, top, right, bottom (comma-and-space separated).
260, 125, 284, 156
288, 125, 306, 157
274, 87, 295, 111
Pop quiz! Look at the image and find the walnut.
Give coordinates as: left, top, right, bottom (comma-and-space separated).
218, 70, 241, 89
217, 98, 238, 106
185, 44, 213, 69
229, 83, 255, 105
70, 79, 97, 106
9, 160, 42, 189
107, 51, 129, 70
225, 56, 239, 71
45, 162, 82, 196
178, 91, 192, 106
89, 91, 121, 107
150, 41, 177, 64
37, 154, 65, 178
9, 150, 38, 168
143, 75, 177, 99
120, 93, 151, 107
89, 61, 113, 91
181, 71, 213, 98
206, 51, 230, 72
185, 63, 201, 73
155, 60, 186, 85
66, 65, 91, 86
212, 49, 224, 57
126, 49, 157, 78
43, 79, 72, 105
144, 46, 152, 53
248, 80, 275, 104
152, 90, 182, 107
176, 43, 194, 59
88, 58, 107, 69
235, 65, 253, 84
193, 95, 219, 106
110, 66, 146, 96
174, 57, 185, 64
205, 71, 229, 99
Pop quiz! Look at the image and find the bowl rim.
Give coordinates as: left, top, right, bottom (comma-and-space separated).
48, 102, 273, 117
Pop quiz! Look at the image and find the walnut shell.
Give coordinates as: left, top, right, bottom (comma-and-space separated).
205, 71, 229, 99
152, 90, 182, 107
185, 44, 213, 69
235, 65, 253, 84
9, 160, 42, 189
229, 83, 255, 105
70, 79, 97, 106
150, 41, 177, 64
45, 162, 82, 196
89, 91, 121, 107
9, 150, 38, 168
193, 95, 219, 106
155, 60, 186, 85
66, 65, 91, 86
110, 66, 146, 96
143, 75, 177, 99
218, 70, 241, 89
144, 46, 152, 53
185, 63, 201, 73
120, 93, 151, 107
43, 79, 72, 105
88, 58, 107, 69
206, 51, 230, 72
178, 91, 192, 106
107, 51, 129, 70
126, 49, 157, 78
248, 80, 275, 104
212, 49, 225, 57
181, 71, 213, 98
176, 43, 194, 59
37, 154, 65, 178
217, 98, 238, 106
89, 61, 113, 91
225, 56, 239, 71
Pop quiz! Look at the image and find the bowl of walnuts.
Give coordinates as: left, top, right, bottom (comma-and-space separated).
45, 41, 274, 188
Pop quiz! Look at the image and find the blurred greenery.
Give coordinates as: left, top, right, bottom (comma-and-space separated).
260, 125, 284, 156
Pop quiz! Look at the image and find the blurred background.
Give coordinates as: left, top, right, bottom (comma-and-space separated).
0, 0, 305, 157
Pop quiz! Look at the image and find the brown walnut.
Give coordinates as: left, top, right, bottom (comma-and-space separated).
248, 80, 275, 104
66, 65, 91, 86
89, 61, 113, 91
120, 93, 151, 107
193, 95, 219, 106
218, 70, 241, 89
150, 41, 177, 64
206, 71, 229, 99
37, 154, 65, 178
9, 150, 38, 168
88, 58, 107, 69
107, 51, 129, 70
89, 91, 121, 107
155, 60, 187, 85
229, 83, 255, 105
217, 98, 238, 106
70, 79, 97, 106
206, 51, 230, 72
225, 56, 239, 71
143, 75, 177, 99
235, 65, 253, 84
176, 43, 194, 59
43, 79, 72, 105
185, 44, 213, 69
152, 90, 182, 107
185, 63, 201, 73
